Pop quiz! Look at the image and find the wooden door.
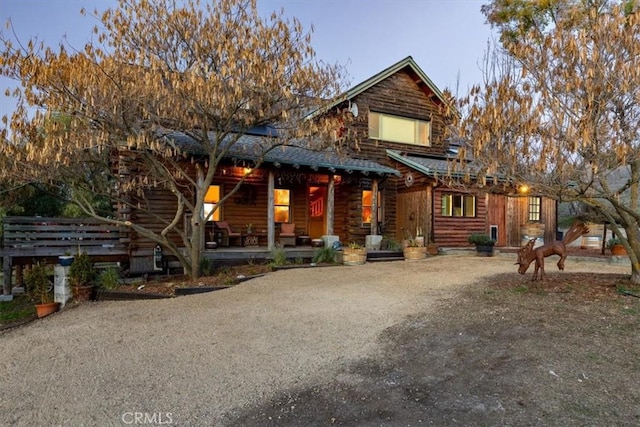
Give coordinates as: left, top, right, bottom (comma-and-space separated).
396, 187, 430, 242
308, 186, 326, 238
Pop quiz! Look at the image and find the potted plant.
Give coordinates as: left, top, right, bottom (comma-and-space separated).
205, 231, 218, 250
58, 251, 75, 267
403, 238, 427, 260
342, 242, 367, 265
26, 262, 60, 318
69, 251, 97, 302
468, 233, 495, 256
607, 237, 627, 256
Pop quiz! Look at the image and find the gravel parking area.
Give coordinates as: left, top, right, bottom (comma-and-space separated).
0, 254, 631, 426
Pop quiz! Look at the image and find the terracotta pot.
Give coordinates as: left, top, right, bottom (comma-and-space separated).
426, 244, 439, 256
35, 302, 60, 318
403, 246, 427, 260
73, 285, 95, 302
610, 244, 627, 256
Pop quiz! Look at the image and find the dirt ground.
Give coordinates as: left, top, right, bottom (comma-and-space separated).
231, 269, 640, 426
1, 253, 639, 426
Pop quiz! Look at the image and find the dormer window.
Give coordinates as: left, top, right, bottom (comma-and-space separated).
368, 112, 431, 146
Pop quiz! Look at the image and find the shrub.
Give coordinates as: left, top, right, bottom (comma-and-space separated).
26, 262, 53, 304
468, 233, 495, 246
269, 244, 288, 267
313, 246, 337, 264
69, 252, 96, 287
96, 268, 121, 290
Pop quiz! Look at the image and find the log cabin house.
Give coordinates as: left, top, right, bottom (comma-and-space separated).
122, 56, 556, 272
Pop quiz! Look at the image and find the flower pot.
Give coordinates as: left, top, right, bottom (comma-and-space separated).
610, 244, 627, 256
342, 248, 367, 265
35, 302, 60, 318
58, 256, 75, 267
403, 246, 427, 260
426, 243, 439, 256
205, 241, 218, 250
73, 284, 95, 302
475, 245, 495, 257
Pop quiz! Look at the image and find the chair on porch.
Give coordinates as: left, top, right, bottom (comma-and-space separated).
215, 221, 242, 247
279, 223, 297, 247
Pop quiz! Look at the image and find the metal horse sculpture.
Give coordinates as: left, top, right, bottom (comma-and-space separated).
515, 222, 590, 281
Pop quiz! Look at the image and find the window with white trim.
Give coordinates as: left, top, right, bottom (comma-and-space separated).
368, 111, 431, 146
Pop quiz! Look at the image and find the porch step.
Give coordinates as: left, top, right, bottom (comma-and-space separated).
366, 250, 404, 262
367, 256, 404, 263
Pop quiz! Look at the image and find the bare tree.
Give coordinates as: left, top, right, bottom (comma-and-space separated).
456, 1, 640, 282
0, 0, 347, 278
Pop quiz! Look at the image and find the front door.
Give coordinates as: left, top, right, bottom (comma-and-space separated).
308, 186, 326, 239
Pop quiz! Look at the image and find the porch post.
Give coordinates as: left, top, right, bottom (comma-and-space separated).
327, 174, 335, 235
267, 171, 275, 250
371, 178, 379, 235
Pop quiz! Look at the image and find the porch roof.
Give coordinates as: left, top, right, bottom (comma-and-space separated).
164, 131, 401, 177
386, 149, 478, 179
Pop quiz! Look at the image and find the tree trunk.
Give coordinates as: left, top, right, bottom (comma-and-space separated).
189, 219, 202, 279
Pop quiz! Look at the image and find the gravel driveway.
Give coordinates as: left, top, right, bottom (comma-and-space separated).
0, 254, 629, 426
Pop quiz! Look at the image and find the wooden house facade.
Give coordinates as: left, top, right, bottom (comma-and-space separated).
124, 56, 556, 272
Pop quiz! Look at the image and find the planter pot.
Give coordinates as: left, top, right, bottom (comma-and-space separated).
403, 246, 427, 260
475, 245, 495, 257
205, 241, 218, 250
426, 243, 439, 256
58, 256, 75, 267
610, 244, 627, 256
415, 236, 425, 247
343, 248, 367, 266
73, 285, 95, 302
35, 302, 60, 318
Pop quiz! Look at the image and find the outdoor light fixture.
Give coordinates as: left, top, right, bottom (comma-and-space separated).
519, 184, 530, 194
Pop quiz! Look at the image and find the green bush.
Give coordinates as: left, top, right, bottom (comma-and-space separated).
313, 246, 337, 264
69, 252, 96, 287
96, 268, 121, 290
269, 244, 288, 267
26, 262, 53, 303
468, 233, 495, 246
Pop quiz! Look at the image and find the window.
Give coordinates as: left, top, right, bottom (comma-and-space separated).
203, 185, 221, 221
528, 196, 541, 222
368, 111, 431, 146
362, 190, 383, 224
441, 194, 476, 217
274, 189, 290, 223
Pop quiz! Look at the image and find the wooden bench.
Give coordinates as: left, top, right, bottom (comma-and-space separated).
1, 216, 129, 295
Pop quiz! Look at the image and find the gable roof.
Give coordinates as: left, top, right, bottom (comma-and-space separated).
308, 56, 450, 119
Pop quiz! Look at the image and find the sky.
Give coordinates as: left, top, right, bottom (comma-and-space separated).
0, 0, 496, 119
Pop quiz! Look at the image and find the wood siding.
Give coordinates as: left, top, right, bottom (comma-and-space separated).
505, 196, 557, 247
433, 188, 488, 247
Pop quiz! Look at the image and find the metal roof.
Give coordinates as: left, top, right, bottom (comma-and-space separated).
163, 131, 401, 177
386, 149, 477, 179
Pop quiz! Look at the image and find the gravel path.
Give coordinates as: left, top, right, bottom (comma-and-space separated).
0, 254, 629, 426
